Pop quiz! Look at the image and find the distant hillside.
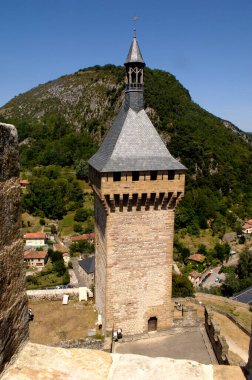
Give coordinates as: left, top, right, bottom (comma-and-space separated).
247, 132, 252, 138
1, 64, 252, 232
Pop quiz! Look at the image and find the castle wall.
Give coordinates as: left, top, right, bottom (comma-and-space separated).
94, 193, 107, 330
104, 208, 174, 335
0, 123, 28, 373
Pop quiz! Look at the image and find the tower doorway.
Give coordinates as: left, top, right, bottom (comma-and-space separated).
148, 317, 157, 332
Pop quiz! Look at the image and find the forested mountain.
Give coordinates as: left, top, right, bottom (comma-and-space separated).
1, 65, 252, 233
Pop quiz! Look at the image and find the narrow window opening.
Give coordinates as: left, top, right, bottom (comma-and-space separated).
150, 171, 157, 180
168, 170, 175, 180
113, 172, 121, 182
132, 171, 139, 181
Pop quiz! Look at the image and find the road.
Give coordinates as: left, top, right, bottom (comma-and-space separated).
200, 266, 226, 289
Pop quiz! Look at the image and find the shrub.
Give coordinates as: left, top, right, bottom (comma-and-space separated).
73, 223, 83, 233
172, 274, 194, 297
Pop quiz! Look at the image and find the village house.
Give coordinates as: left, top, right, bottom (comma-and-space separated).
78, 256, 94, 288
188, 271, 202, 286
242, 219, 252, 234
20, 179, 29, 188
70, 233, 95, 244
24, 250, 48, 268
24, 232, 47, 248
187, 253, 206, 263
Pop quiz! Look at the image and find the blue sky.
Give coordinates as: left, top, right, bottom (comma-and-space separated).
1, 0, 252, 131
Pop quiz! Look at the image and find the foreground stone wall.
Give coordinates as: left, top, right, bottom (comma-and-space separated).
0, 123, 28, 373
245, 327, 252, 379
2, 342, 246, 380
204, 307, 229, 365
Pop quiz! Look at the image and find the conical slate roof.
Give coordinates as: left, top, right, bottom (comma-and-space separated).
125, 36, 145, 64
88, 105, 186, 172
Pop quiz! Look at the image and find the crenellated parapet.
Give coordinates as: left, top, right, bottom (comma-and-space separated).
89, 167, 185, 214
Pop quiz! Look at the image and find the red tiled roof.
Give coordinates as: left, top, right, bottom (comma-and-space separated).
24, 233, 46, 239
189, 271, 201, 279
247, 219, 252, 225
54, 244, 69, 253
242, 223, 252, 229
188, 254, 206, 263
71, 233, 95, 242
20, 180, 29, 185
24, 250, 48, 259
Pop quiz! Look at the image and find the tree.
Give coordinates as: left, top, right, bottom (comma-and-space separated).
48, 249, 62, 263
236, 249, 252, 279
53, 260, 66, 276
73, 223, 83, 233
50, 224, 57, 234
198, 244, 207, 255
221, 271, 240, 296
172, 274, 194, 297
238, 235, 245, 244
74, 208, 91, 222
213, 243, 230, 263
76, 159, 89, 180
22, 170, 83, 219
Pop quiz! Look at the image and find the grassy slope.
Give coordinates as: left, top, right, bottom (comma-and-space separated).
196, 293, 251, 330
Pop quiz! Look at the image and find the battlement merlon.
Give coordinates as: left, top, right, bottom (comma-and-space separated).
89, 168, 185, 212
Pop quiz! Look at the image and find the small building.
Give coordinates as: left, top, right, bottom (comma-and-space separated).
78, 256, 94, 288
231, 285, 252, 305
24, 232, 47, 248
187, 254, 206, 263
188, 271, 201, 286
53, 244, 70, 265
242, 219, 252, 234
20, 179, 29, 187
71, 233, 95, 244
24, 250, 48, 268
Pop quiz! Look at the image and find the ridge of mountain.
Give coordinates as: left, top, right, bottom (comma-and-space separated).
1, 65, 252, 230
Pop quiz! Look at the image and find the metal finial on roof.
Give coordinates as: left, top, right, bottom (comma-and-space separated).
133, 15, 138, 38
125, 17, 144, 64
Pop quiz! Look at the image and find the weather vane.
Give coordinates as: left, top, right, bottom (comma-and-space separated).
132, 15, 139, 37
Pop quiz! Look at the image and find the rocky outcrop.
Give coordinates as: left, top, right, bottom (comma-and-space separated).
0, 123, 28, 373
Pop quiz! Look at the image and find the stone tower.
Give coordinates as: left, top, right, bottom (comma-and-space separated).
88, 33, 186, 336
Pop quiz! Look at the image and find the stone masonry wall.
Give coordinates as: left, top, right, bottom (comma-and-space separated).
0, 123, 28, 373
104, 208, 174, 335
204, 307, 229, 365
94, 193, 107, 328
